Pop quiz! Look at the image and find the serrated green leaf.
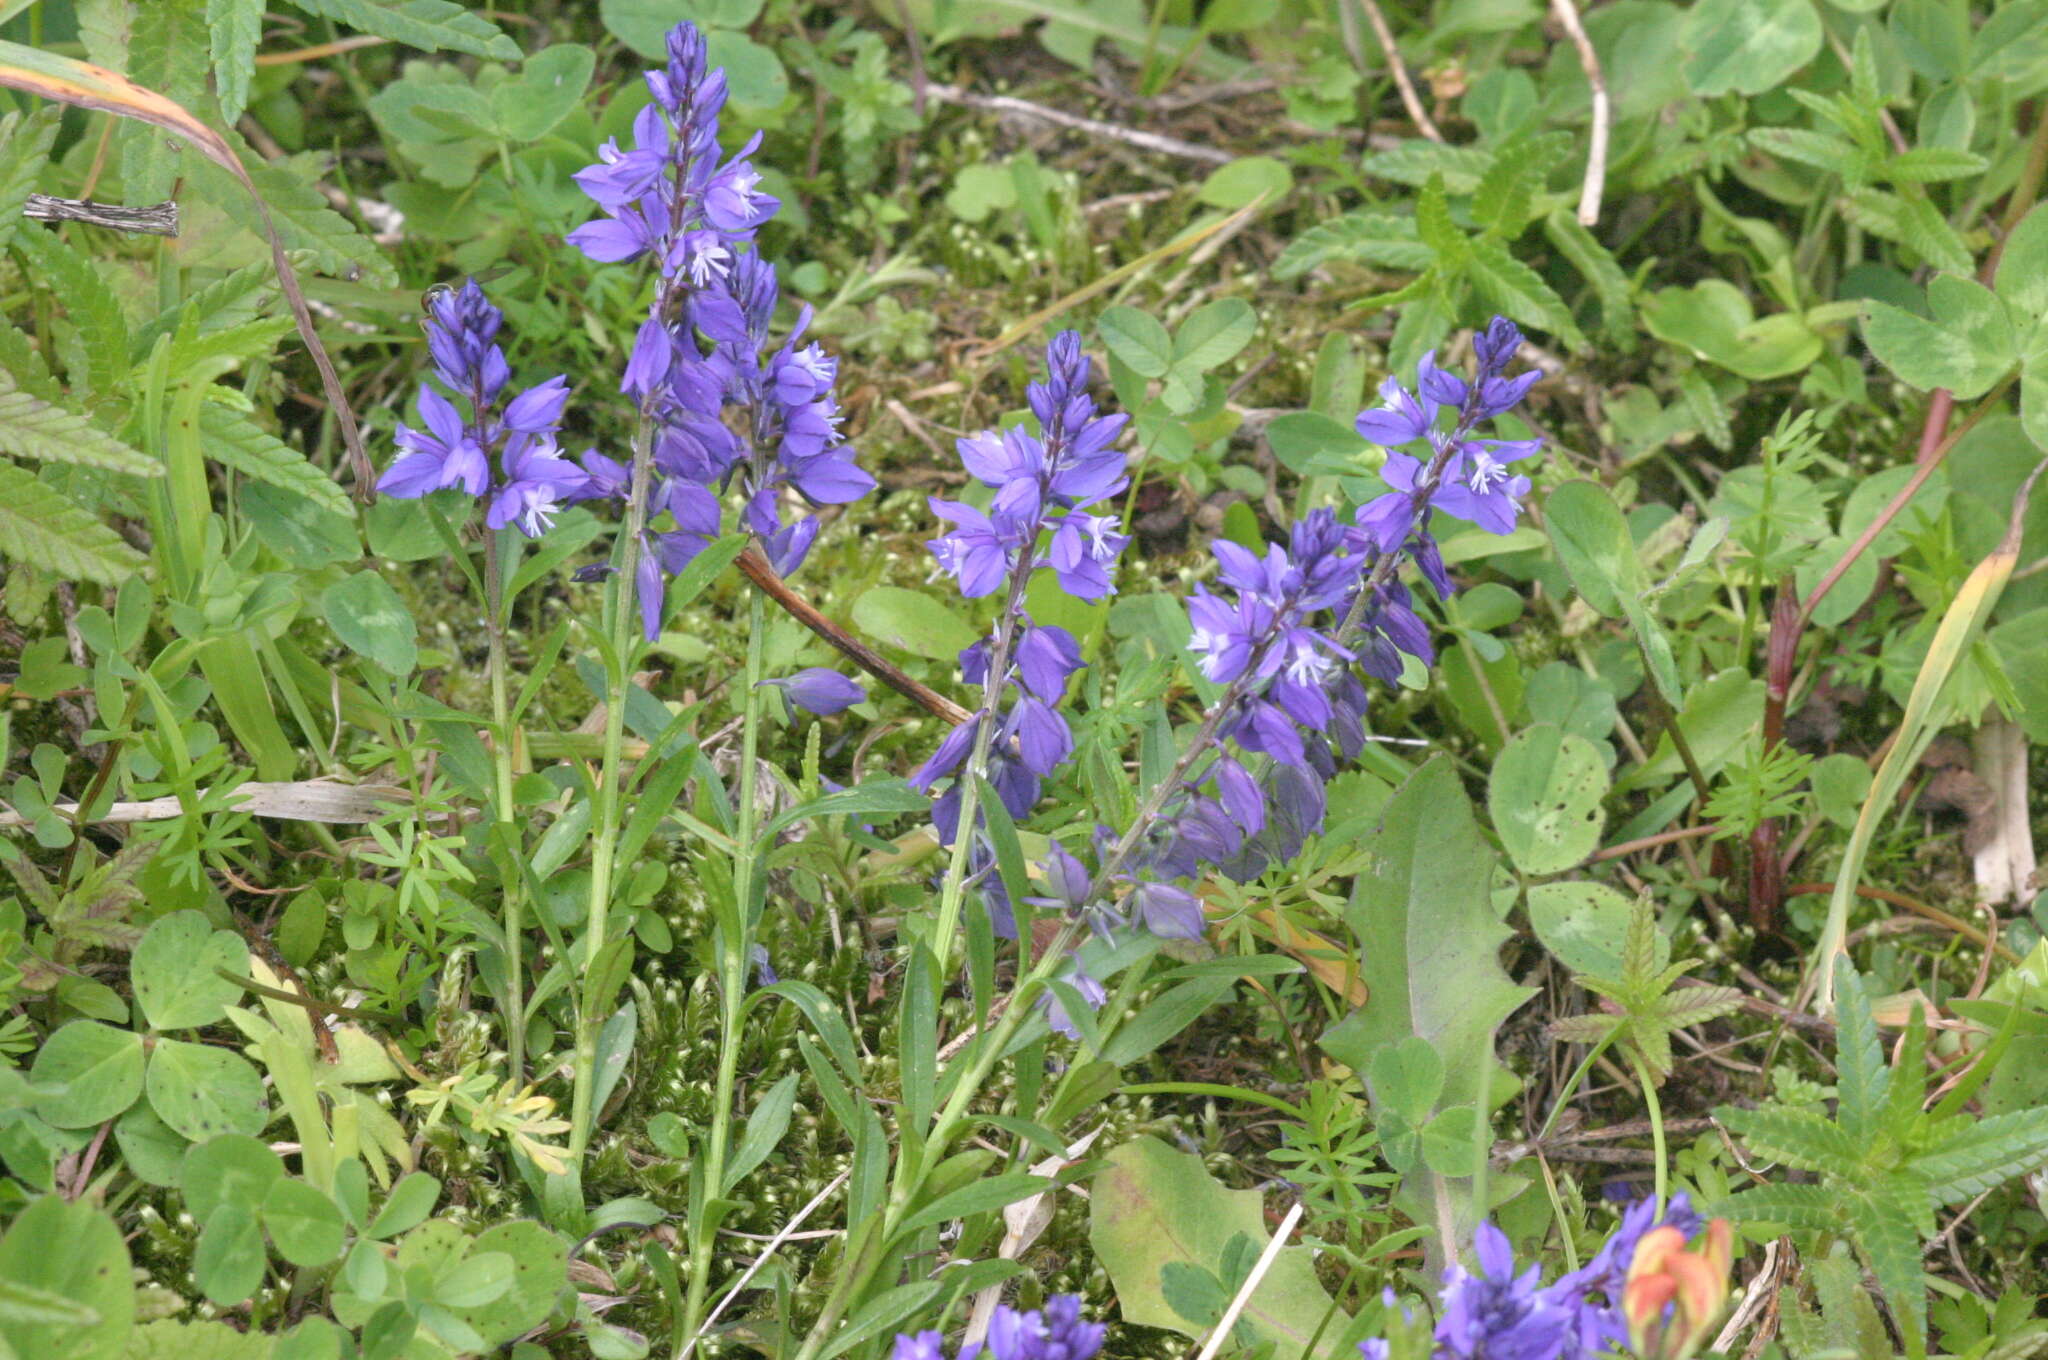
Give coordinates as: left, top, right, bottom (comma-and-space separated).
1716, 1182, 1845, 1232
1272, 212, 1433, 280
1718, 1102, 1861, 1170
121, 0, 209, 205
197, 404, 350, 515
1885, 146, 1988, 184
0, 460, 150, 585
207, 0, 263, 124
1463, 236, 1586, 349
0, 371, 159, 477
133, 264, 275, 357
186, 137, 391, 286
1913, 1108, 2048, 1202
1834, 968, 1890, 1145
1657, 986, 1744, 1028
8, 227, 132, 400
0, 107, 59, 256
1748, 126, 1868, 180
1360, 140, 1493, 192
283, 0, 519, 58
1846, 1188, 1926, 1349
1414, 174, 1462, 256
0, 319, 63, 406
1841, 187, 1974, 275
156, 316, 298, 386
1542, 209, 1634, 340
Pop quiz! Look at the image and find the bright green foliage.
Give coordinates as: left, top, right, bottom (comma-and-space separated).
1549, 896, 1742, 1085
1717, 968, 2048, 1354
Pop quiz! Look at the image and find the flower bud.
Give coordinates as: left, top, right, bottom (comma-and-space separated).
1623, 1218, 1733, 1360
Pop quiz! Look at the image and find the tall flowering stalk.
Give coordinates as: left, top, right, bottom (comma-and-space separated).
377, 277, 581, 1083
909, 331, 1128, 978
565, 20, 871, 1337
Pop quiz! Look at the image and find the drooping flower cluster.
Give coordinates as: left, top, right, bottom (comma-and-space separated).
894, 1295, 1106, 1360
910, 331, 1129, 845
568, 22, 872, 637
377, 279, 586, 539
1358, 1198, 1727, 1360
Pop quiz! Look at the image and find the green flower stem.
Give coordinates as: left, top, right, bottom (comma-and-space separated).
1630, 1048, 1668, 1212
793, 921, 1080, 1360
681, 581, 769, 1351
483, 526, 528, 1083
570, 414, 657, 1161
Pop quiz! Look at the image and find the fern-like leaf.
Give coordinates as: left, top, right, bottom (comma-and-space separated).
1716, 1102, 1862, 1171
0, 460, 149, 586
198, 404, 350, 516
1839, 188, 1974, 276
0, 372, 160, 478
1912, 1108, 2048, 1203
155, 316, 299, 387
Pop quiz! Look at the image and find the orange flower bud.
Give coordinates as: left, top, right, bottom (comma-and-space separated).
1623, 1219, 1734, 1360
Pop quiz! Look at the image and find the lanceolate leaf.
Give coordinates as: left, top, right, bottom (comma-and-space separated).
0, 460, 150, 585
0, 371, 160, 477
9, 225, 131, 400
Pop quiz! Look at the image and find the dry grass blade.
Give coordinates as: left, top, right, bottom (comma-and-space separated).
0, 779, 407, 826
1809, 453, 2048, 1013
0, 40, 375, 499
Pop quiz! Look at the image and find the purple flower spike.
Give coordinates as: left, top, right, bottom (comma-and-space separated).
377, 281, 574, 532
567, 20, 871, 637
761, 667, 866, 718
